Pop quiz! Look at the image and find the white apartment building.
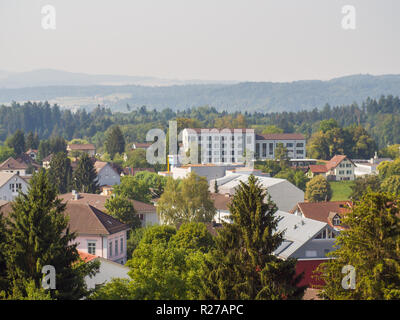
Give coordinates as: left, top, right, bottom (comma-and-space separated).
181, 129, 306, 165
255, 133, 306, 160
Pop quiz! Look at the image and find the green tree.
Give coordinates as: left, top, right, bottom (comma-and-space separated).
169, 222, 214, 253
305, 175, 332, 202
261, 159, 281, 177
201, 175, 305, 300
73, 153, 99, 193
114, 175, 152, 203
105, 195, 141, 229
378, 159, 400, 180
48, 152, 73, 194
381, 175, 400, 196
350, 175, 381, 200
0, 145, 15, 163
0, 213, 7, 292
157, 173, 216, 225
2, 170, 99, 299
6, 129, 25, 155
25, 132, 39, 150
316, 192, 400, 300
125, 149, 148, 168
105, 125, 125, 159
92, 225, 207, 300
261, 125, 283, 134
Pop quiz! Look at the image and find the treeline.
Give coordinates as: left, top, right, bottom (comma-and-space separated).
1, 95, 400, 149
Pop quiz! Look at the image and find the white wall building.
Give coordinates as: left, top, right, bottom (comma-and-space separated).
181, 129, 306, 165
0, 172, 29, 201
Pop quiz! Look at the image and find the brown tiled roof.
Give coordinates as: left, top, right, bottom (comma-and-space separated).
68, 144, 95, 150
309, 164, 328, 173
133, 143, 152, 148
59, 192, 156, 213
64, 203, 128, 235
0, 201, 129, 235
256, 133, 305, 140
210, 193, 232, 211
0, 157, 29, 170
291, 201, 351, 228
325, 155, 347, 170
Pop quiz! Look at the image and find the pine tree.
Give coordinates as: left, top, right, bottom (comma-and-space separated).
73, 153, 99, 194
0, 213, 7, 292
201, 175, 305, 300
3, 170, 99, 299
105, 125, 125, 159
6, 129, 25, 155
316, 192, 400, 300
48, 152, 73, 194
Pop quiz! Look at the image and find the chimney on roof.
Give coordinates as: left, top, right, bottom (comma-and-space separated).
72, 190, 80, 200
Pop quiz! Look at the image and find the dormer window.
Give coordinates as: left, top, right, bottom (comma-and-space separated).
333, 215, 341, 226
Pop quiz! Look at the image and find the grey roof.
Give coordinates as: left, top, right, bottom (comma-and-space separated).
273, 210, 327, 259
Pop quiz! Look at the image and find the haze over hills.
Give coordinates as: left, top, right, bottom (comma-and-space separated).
1, 70, 400, 113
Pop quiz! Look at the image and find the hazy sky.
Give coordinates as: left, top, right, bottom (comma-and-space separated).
0, 0, 399, 82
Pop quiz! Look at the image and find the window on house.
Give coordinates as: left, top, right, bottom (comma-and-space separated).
332, 215, 341, 226
305, 250, 317, 257
296, 143, 304, 147
88, 241, 96, 255
115, 240, 118, 256
109, 241, 113, 257
120, 238, 123, 253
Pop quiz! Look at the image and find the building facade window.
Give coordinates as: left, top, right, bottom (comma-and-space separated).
88, 241, 96, 255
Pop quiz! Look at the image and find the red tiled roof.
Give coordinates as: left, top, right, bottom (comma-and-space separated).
325, 155, 347, 170
256, 133, 305, 140
291, 201, 352, 228
309, 164, 328, 173
78, 250, 98, 263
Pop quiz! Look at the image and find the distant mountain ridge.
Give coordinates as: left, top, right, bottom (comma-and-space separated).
0, 69, 236, 88
1, 71, 400, 113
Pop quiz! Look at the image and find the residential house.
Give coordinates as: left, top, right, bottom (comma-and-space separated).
94, 161, 121, 187
25, 149, 38, 161
78, 251, 130, 289
273, 210, 338, 287
0, 157, 30, 176
42, 154, 54, 169
67, 144, 96, 157
0, 200, 130, 264
0, 172, 29, 201
308, 155, 355, 181
59, 192, 159, 226
290, 201, 351, 230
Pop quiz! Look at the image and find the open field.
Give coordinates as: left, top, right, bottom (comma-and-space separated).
329, 180, 355, 201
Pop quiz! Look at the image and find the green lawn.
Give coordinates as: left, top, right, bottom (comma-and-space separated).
329, 180, 355, 201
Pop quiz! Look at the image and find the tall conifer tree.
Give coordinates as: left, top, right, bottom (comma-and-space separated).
48, 151, 73, 194
3, 170, 98, 299
73, 153, 99, 193
201, 175, 305, 300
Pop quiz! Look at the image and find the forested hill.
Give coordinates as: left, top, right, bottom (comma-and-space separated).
1, 95, 400, 149
1, 74, 400, 112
